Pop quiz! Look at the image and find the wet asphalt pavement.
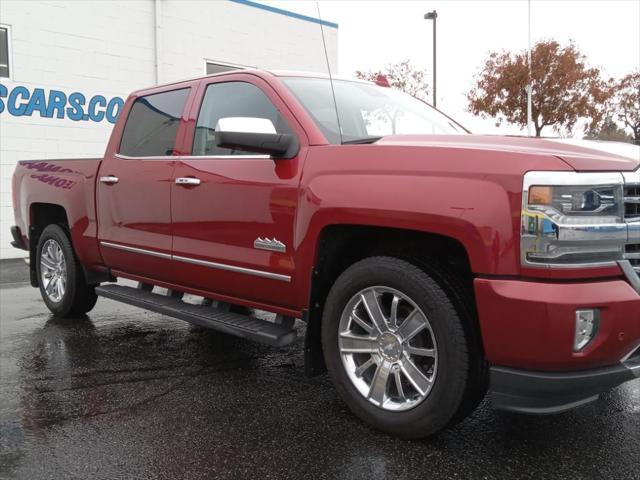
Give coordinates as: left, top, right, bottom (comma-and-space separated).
0, 259, 639, 480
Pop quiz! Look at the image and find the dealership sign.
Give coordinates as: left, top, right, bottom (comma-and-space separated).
0, 83, 125, 124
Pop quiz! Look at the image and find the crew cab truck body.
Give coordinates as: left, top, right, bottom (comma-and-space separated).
11, 70, 640, 438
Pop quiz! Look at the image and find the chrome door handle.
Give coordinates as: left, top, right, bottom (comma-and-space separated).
99, 175, 119, 185
175, 177, 201, 186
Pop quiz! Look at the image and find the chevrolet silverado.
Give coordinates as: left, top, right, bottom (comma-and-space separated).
11, 70, 640, 438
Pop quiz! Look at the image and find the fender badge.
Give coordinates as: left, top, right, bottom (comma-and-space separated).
254, 237, 286, 253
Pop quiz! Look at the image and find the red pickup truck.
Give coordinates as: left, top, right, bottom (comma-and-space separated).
11, 70, 640, 438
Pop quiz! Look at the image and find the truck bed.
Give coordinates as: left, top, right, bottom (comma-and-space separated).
12, 157, 104, 270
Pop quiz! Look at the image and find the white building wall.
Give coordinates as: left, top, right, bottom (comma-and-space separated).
158, 1, 338, 82
0, 0, 338, 259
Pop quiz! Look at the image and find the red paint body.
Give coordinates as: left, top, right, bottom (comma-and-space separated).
475, 278, 640, 371
11, 70, 640, 371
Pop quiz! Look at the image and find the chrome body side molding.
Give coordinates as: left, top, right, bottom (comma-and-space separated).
172, 254, 290, 282
100, 241, 172, 259
99, 241, 291, 282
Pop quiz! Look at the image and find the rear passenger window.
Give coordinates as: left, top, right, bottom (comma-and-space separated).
119, 88, 189, 157
192, 82, 292, 156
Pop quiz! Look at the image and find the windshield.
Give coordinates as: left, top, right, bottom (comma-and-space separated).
282, 77, 467, 144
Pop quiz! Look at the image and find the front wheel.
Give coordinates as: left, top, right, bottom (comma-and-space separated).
321, 256, 474, 439
36, 224, 98, 317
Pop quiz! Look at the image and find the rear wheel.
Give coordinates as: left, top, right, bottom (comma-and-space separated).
321, 256, 476, 438
36, 224, 98, 317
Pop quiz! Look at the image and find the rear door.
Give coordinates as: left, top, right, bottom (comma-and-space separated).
170, 74, 308, 309
97, 86, 193, 282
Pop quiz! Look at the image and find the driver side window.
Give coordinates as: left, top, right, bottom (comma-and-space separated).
192, 82, 292, 156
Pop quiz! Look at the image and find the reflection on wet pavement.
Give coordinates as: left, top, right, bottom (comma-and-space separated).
1, 272, 639, 479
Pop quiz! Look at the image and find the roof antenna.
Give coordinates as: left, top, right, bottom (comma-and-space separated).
316, 2, 343, 145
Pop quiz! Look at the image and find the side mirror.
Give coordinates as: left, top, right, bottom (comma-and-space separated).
214, 117, 298, 158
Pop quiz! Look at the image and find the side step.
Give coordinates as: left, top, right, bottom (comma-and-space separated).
95, 284, 297, 347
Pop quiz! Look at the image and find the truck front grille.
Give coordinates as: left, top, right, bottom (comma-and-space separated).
624, 185, 640, 220
625, 243, 640, 271
624, 177, 640, 281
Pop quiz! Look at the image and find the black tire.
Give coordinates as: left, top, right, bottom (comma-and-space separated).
321, 256, 476, 439
35, 224, 98, 317
407, 256, 489, 426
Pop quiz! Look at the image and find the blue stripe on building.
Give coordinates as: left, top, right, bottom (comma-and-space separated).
229, 0, 339, 29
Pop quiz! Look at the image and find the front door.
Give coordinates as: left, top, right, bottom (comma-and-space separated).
97, 87, 191, 282
170, 77, 306, 309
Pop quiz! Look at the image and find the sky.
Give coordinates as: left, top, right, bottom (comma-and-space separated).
266, 0, 640, 136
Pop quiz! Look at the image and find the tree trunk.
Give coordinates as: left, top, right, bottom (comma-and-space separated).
535, 124, 543, 137
533, 115, 543, 137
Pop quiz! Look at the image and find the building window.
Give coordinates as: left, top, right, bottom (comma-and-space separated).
0, 25, 10, 78
205, 61, 248, 75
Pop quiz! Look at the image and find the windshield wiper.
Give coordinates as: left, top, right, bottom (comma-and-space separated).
341, 136, 382, 145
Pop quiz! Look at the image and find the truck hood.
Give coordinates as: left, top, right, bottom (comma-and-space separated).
376, 135, 640, 172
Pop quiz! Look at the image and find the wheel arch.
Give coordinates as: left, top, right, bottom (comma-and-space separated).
304, 224, 484, 377
28, 202, 109, 287
28, 203, 70, 287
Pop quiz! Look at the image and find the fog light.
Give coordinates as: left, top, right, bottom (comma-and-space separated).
574, 309, 600, 352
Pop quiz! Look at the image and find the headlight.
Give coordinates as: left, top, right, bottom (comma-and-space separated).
521, 171, 626, 268
528, 185, 621, 217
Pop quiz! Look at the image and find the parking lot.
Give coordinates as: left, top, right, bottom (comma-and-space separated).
1, 259, 639, 480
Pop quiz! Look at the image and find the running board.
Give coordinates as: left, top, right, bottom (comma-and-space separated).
95, 284, 297, 347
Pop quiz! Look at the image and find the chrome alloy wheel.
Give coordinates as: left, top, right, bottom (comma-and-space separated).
338, 287, 438, 411
40, 239, 67, 303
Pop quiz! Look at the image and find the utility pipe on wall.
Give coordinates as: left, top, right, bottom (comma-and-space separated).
153, 0, 161, 84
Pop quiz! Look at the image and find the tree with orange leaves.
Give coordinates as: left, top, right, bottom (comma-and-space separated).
467, 41, 611, 137
613, 71, 640, 144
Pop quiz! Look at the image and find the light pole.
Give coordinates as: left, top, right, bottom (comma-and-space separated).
424, 10, 437, 107
527, 0, 533, 136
